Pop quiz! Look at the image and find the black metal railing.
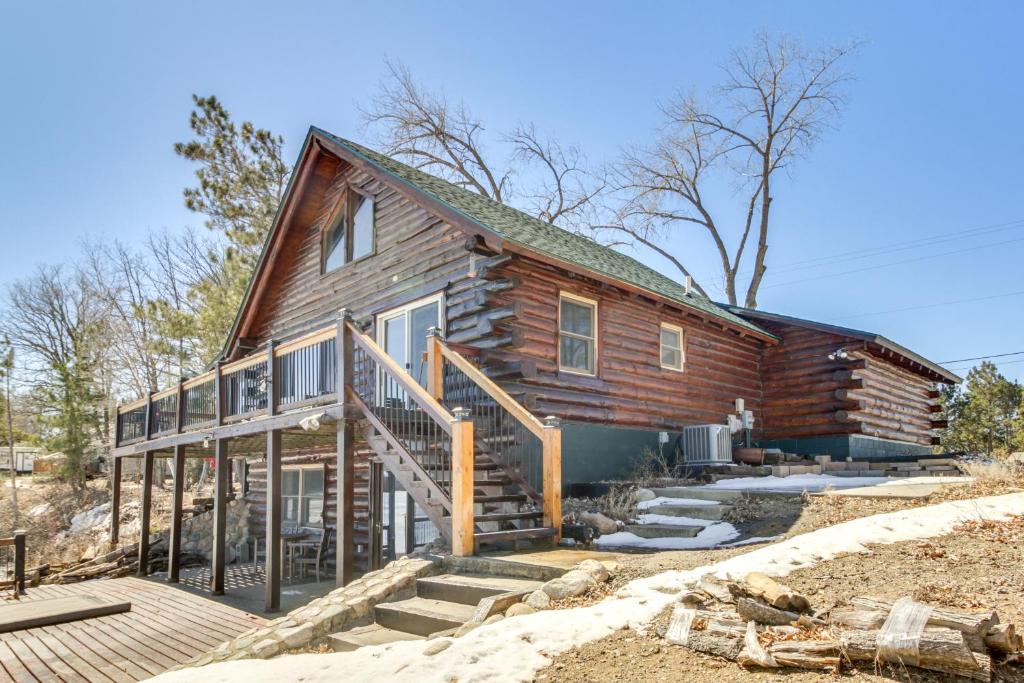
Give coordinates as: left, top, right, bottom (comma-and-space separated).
278, 337, 336, 409
118, 404, 147, 443
223, 360, 269, 418
441, 359, 544, 503
352, 343, 454, 496
183, 376, 216, 427
150, 392, 178, 435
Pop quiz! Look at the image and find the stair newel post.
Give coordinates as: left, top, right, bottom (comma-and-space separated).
426, 326, 443, 401
266, 340, 277, 417
542, 416, 563, 541
451, 406, 475, 556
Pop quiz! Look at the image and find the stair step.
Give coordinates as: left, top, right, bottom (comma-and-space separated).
374, 597, 477, 637
416, 573, 544, 605
624, 523, 703, 539
476, 494, 528, 504
325, 624, 424, 652
473, 527, 557, 549
474, 478, 513, 487
474, 511, 542, 523
646, 504, 732, 521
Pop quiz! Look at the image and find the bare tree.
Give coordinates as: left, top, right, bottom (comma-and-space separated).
362, 59, 606, 232
1, 339, 16, 522
610, 33, 857, 307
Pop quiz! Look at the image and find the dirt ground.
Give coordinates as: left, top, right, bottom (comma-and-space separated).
539, 511, 1024, 683
0, 473, 181, 568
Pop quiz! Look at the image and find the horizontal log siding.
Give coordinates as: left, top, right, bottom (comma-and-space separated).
479, 256, 764, 431
757, 320, 940, 445
245, 445, 372, 573
249, 160, 473, 346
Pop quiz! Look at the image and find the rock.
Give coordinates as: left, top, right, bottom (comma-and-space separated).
579, 512, 618, 535
541, 570, 595, 600
576, 559, 611, 583
482, 614, 504, 625
635, 487, 656, 502
251, 638, 281, 658
454, 621, 478, 637
422, 639, 452, 656
279, 623, 314, 649
505, 603, 536, 617
525, 590, 551, 610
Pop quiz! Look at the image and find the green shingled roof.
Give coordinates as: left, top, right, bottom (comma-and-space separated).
314, 128, 773, 339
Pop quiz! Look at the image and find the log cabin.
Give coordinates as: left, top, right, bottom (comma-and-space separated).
108, 127, 959, 609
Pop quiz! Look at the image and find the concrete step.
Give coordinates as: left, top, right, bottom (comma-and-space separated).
625, 523, 703, 538
649, 487, 745, 502
416, 573, 544, 605
325, 624, 425, 652
374, 597, 477, 637
646, 504, 732, 521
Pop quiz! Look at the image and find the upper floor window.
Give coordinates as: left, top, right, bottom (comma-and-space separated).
559, 293, 597, 375
660, 323, 685, 372
323, 188, 375, 273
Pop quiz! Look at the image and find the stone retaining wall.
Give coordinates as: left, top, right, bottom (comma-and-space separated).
182, 556, 439, 667
159, 498, 250, 564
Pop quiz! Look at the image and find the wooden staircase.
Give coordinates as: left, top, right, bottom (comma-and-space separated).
341, 320, 560, 556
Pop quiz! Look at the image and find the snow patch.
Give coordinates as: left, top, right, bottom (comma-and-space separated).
699, 474, 973, 492
150, 492, 1024, 683
637, 496, 719, 510
69, 503, 111, 535
597, 522, 740, 550
28, 503, 51, 517
634, 513, 714, 527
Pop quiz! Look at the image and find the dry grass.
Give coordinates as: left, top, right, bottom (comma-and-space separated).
597, 486, 639, 522
631, 446, 677, 487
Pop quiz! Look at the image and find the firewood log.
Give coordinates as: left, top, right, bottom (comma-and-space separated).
850, 596, 998, 652
768, 640, 841, 669
736, 597, 801, 626
984, 623, 1022, 654
839, 628, 992, 681
698, 576, 734, 603
740, 572, 811, 613
829, 608, 886, 630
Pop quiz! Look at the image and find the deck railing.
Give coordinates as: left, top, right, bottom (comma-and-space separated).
115, 326, 342, 445
0, 531, 26, 594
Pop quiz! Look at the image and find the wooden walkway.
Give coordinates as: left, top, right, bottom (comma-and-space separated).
0, 577, 266, 682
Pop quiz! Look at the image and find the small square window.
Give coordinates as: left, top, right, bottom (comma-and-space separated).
559, 294, 597, 375
660, 324, 684, 372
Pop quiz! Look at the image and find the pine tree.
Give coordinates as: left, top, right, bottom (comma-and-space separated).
169, 95, 290, 363
942, 361, 1022, 456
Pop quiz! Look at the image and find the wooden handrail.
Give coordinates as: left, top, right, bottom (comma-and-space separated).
220, 352, 267, 376
437, 341, 545, 439
275, 327, 337, 357
151, 386, 177, 402
182, 370, 215, 391
346, 321, 455, 431
117, 397, 147, 414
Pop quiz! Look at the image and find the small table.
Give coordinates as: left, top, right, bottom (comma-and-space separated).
281, 530, 310, 582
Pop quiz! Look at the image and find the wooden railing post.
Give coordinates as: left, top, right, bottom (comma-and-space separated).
110, 456, 122, 549
12, 531, 25, 594
335, 309, 355, 587
175, 378, 185, 434
426, 326, 443, 401
451, 407, 475, 556
143, 391, 154, 441
114, 405, 121, 447
215, 360, 224, 426
542, 416, 562, 540
266, 341, 277, 417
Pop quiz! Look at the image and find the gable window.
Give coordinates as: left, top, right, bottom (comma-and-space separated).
323, 187, 375, 273
660, 323, 685, 372
559, 293, 597, 375
283, 466, 325, 528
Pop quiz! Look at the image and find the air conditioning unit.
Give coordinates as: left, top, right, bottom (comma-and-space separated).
681, 424, 733, 465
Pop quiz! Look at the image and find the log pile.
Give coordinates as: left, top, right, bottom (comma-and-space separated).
658, 573, 1022, 682
42, 539, 163, 584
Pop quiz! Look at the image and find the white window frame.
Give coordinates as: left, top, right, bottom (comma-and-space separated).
558, 292, 598, 376
282, 465, 326, 528
660, 322, 685, 372
375, 293, 445, 398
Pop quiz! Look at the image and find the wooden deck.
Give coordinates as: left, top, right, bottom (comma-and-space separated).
0, 577, 266, 682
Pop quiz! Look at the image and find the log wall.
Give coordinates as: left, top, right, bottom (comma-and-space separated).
757, 319, 941, 446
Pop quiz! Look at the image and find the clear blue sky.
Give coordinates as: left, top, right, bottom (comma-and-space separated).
2, 1, 1022, 381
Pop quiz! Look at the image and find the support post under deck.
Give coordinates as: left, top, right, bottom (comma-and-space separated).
335, 310, 355, 587
211, 438, 228, 595
265, 429, 282, 612
168, 444, 186, 583
137, 451, 154, 576
110, 456, 122, 549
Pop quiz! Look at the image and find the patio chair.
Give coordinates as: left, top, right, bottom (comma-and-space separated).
289, 527, 332, 583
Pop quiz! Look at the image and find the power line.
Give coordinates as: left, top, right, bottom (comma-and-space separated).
940, 351, 1024, 365
763, 235, 1024, 289
831, 289, 1024, 321
946, 357, 1024, 372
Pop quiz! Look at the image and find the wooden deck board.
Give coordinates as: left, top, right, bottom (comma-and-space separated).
0, 577, 267, 682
